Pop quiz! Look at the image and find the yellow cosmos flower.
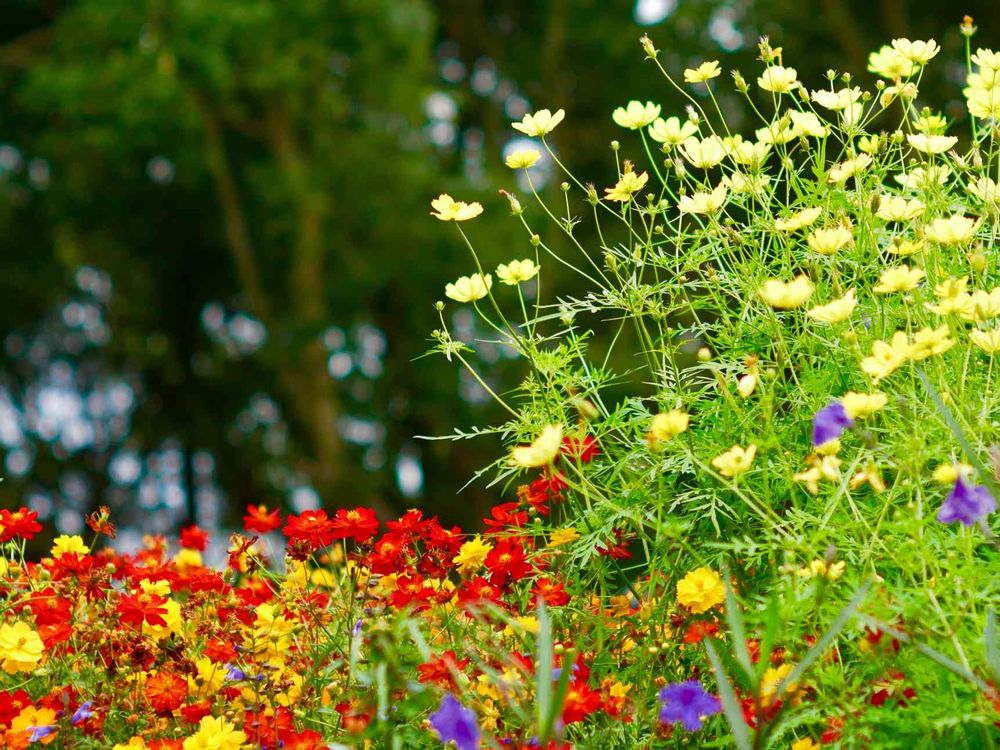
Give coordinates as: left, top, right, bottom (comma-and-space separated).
968, 177, 1000, 205
505, 148, 541, 169
811, 87, 862, 111
895, 164, 951, 190
511, 108, 565, 137
757, 65, 799, 93
868, 45, 917, 79
807, 226, 853, 255
795, 559, 845, 580
174, 548, 203, 572
924, 214, 979, 245
959, 289, 1000, 322
510, 424, 563, 468
774, 207, 822, 232
182, 716, 247, 750
840, 391, 888, 419
873, 265, 924, 293
445, 273, 492, 303
649, 409, 690, 443
612, 100, 661, 129
647, 116, 698, 146
604, 166, 649, 202
886, 239, 924, 256
0, 621, 45, 673
760, 662, 800, 707
679, 136, 726, 169
9, 706, 57, 746
828, 154, 872, 184
723, 136, 771, 167
806, 289, 857, 324
684, 60, 721, 83
548, 528, 580, 548
677, 185, 728, 214
789, 110, 828, 138
712, 444, 757, 478
453, 536, 493, 575
496, 259, 539, 285
876, 195, 924, 222
51, 534, 88, 558
758, 275, 815, 309
914, 112, 949, 134
676, 567, 725, 614
113, 738, 148, 750
794, 455, 841, 494
892, 38, 940, 64
861, 331, 910, 381
906, 133, 957, 154
932, 462, 973, 484
970, 328, 1000, 353
430, 193, 484, 222
791, 738, 821, 750
907, 325, 955, 360
723, 172, 770, 194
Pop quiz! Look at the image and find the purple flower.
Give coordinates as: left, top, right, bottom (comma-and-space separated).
937, 478, 997, 526
812, 401, 854, 446
29, 724, 57, 742
71, 701, 94, 725
659, 680, 722, 732
225, 664, 247, 681
430, 694, 480, 750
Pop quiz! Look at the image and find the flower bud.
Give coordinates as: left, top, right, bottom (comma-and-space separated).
640, 34, 658, 60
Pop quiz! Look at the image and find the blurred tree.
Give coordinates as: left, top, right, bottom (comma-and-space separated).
0, 0, 524, 535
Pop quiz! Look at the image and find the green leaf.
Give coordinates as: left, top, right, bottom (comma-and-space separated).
774, 580, 871, 703
705, 638, 753, 750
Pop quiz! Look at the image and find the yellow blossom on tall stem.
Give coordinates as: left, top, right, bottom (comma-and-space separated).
758, 276, 815, 309
0, 621, 45, 674
430, 193, 484, 222
182, 716, 247, 750
511, 108, 565, 137
676, 567, 725, 613
510, 425, 563, 468
612, 100, 661, 129
453, 536, 493, 575
712, 444, 757, 478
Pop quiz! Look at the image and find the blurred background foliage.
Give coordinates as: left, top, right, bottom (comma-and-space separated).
0, 0, 998, 546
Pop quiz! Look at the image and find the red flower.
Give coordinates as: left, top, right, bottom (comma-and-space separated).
85, 506, 117, 538
0, 507, 42, 542
390, 573, 434, 611
145, 671, 187, 714
244, 504, 282, 534
279, 730, 326, 750
330, 507, 380, 543
561, 434, 600, 462
532, 577, 570, 607
283, 510, 337, 550
482, 502, 528, 531
597, 529, 632, 560
116, 592, 169, 628
562, 678, 603, 723
179, 525, 210, 551
484, 538, 533, 586
683, 620, 720, 644
417, 650, 470, 690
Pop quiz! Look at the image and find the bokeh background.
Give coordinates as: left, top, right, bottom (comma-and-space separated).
1, 0, 997, 548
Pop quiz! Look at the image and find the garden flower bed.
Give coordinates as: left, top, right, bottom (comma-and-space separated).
2, 23, 1000, 750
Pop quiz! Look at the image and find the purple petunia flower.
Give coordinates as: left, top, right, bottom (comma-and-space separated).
29, 724, 57, 742
430, 694, 480, 750
937, 478, 997, 526
812, 401, 854, 446
71, 701, 94, 725
658, 680, 722, 732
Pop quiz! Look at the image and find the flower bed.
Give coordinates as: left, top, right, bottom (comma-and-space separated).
3, 23, 1000, 750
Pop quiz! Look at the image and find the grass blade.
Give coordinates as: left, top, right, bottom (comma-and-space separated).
704, 638, 753, 750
